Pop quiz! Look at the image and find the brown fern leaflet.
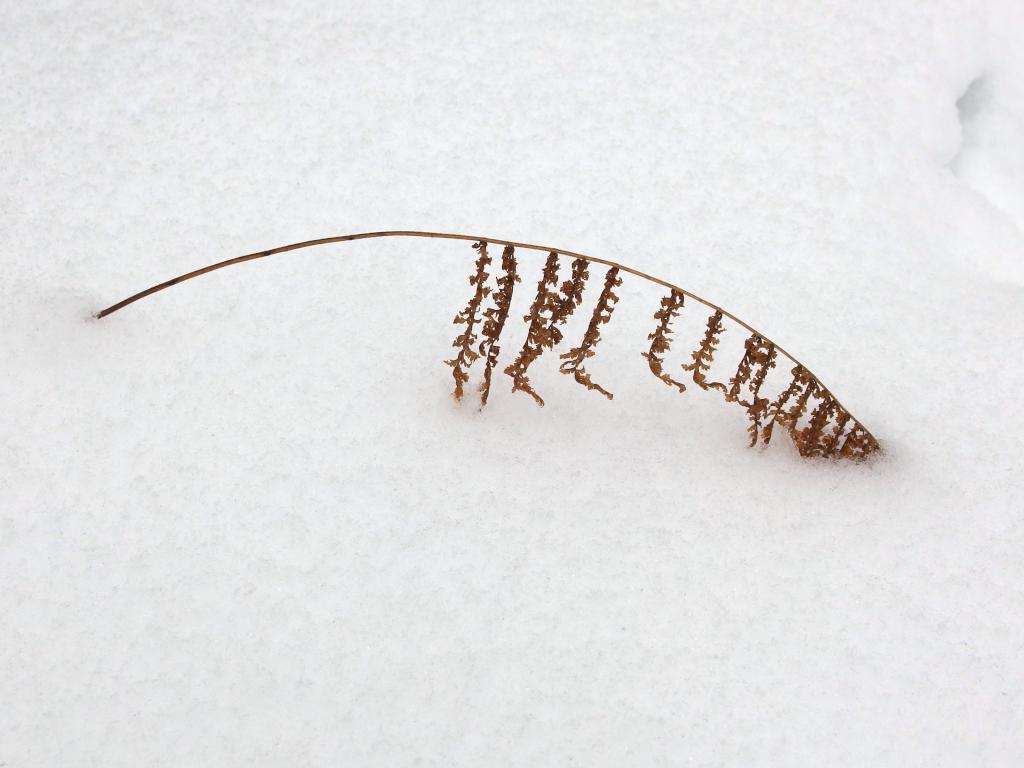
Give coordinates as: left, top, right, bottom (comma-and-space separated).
839, 426, 877, 460
753, 365, 879, 458
504, 253, 588, 405
546, 258, 590, 344
477, 244, 519, 406
760, 366, 807, 447
559, 267, 622, 400
96, 230, 881, 461
444, 241, 491, 401
725, 334, 778, 446
641, 290, 688, 393
682, 310, 728, 393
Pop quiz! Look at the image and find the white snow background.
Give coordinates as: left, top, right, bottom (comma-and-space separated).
2, 1, 1024, 765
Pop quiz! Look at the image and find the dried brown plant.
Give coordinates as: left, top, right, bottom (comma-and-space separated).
559, 267, 622, 400
96, 230, 881, 461
546, 258, 590, 343
785, 370, 819, 430
725, 334, 778, 446
823, 410, 852, 456
796, 393, 841, 457
682, 310, 728, 393
751, 364, 880, 458
839, 426, 878, 460
641, 290, 688, 393
760, 367, 808, 447
444, 241, 492, 402
477, 244, 519, 406
503, 254, 591, 405
505, 253, 561, 405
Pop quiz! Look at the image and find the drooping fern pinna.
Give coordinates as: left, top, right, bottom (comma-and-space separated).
97, 231, 880, 460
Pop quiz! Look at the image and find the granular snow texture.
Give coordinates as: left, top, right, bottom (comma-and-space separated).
2, 1, 1024, 765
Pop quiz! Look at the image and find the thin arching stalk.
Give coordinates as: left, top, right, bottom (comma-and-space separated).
95, 230, 878, 450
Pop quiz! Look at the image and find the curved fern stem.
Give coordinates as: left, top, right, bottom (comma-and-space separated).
95, 230, 880, 457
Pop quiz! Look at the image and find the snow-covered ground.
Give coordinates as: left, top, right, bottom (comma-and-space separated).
3, 1, 1024, 765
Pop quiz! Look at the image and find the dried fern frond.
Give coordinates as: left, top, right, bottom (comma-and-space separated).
726, 334, 773, 405
750, 365, 879, 458
761, 365, 809, 447
444, 241, 492, 401
822, 410, 852, 455
96, 230, 881, 461
641, 290, 688, 393
505, 254, 590, 406
796, 394, 841, 457
504, 252, 562, 406
559, 267, 622, 400
840, 425, 878, 460
682, 310, 728, 393
478, 244, 519, 407
721, 334, 778, 446
785, 368, 819, 430
546, 258, 589, 341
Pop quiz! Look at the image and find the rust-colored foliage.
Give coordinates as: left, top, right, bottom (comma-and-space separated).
760, 365, 808, 447
641, 290, 688, 393
839, 425, 879, 460
504, 253, 588, 406
477, 244, 519, 406
547, 258, 590, 341
682, 310, 728, 392
94, 229, 880, 461
438, 239, 876, 459
763, 364, 818, 447
559, 267, 622, 400
444, 241, 491, 401
801, 394, 844, 457
670, 329, 874, 457
750, 364, 879, 458
761, 370, 798, 448
822, 410, 852, 455
725, 334, 778, 446
786, 370, 819, 430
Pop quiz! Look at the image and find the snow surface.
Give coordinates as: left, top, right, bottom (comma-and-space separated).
3, 1, 1024, 765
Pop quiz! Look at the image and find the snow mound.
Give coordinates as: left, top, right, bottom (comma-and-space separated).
2, 1, 1023, 765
